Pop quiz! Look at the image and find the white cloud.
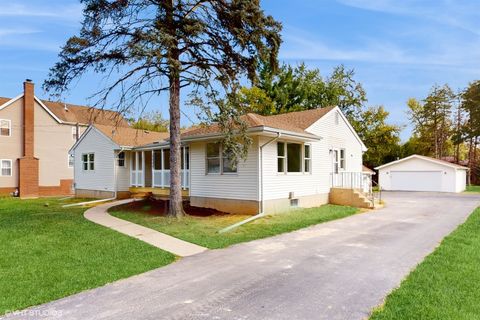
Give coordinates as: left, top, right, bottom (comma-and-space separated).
0, 28, 40, 38
0, 3, 82, 21
281, 31, 412, 64
336, 0, 480, 36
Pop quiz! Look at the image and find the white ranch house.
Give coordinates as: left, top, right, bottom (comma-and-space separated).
70, 107, 373, 214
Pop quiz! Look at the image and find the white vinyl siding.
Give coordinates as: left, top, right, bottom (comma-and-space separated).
378, 157, 467, 193
455, 169, 467, 193
116, 150, 131, 192
190, 139, 259, 201
73, 128, 117, 192
262, 109, 364, 201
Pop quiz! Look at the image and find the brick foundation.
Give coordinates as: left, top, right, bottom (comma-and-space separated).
0, 187, 17, 196
39, 179, 73, 197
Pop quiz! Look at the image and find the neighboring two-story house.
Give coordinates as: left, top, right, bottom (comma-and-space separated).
0, 80, 128, 198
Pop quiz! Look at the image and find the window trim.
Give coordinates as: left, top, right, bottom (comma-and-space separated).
304, 144, 312, 174
82, 153, 95, 172
68, 154, 74, 168
205, 142, 238, 175
117, 151, 126, 167
277, 142, 286, 174
0, 119, 11, 137
0, 159, 12, 177
277, 141, 311, 175
72, 127, 78, 141
340, 148, 346, 171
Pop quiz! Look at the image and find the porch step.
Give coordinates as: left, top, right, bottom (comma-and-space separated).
329, 188, 374, 209
131, 192, 152, 200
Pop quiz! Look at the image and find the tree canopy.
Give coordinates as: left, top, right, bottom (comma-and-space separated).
236, 63, 367, 119
129, 111, 169, 132
45, 0, 282, 217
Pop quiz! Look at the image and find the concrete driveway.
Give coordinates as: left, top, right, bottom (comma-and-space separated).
4, 192, 480, 320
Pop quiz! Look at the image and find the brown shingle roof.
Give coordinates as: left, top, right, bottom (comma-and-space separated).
0, 95, 128, 127
182, 107, 335, 138
41, 100, 129, 127
94, 124, 169, 147
0, 97, 11, 106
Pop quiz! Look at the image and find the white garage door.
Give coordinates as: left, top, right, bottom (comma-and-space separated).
391, 171, 443, 192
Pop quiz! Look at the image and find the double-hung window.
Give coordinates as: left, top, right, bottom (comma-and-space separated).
68, 154, 74, 168
340, 149, 346, 170
0, 160, 12, 176
206, 142, 237, 174
117, 152, 125, 167
277, 142, 311, 174
0, 119, 11, 137
277, 142, 286, 173
304, 144, 311, 173
72, 127, 78, 141
82, 153, 95, 171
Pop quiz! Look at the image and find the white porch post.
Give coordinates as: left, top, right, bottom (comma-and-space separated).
151, 150, 155, 188
141, 151, 145, 187
182, 146, 186, 190
161, 149, 164, 188
135, 151, 139, 187
129, 151, 133, 186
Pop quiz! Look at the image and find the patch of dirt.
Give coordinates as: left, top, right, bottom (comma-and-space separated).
114, 198, 230, 217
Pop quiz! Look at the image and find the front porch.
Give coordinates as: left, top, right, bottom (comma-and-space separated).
129, 147, 190, 196
329, 171, 376, 209
129, 187, 190, 198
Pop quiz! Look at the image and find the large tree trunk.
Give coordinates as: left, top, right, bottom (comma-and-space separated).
168, 71, 185, 218
166, 1, 185, 218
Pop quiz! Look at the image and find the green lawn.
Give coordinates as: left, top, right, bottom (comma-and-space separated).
110, 203, 359, 249
0, 198, 175, 315
370, 207, 480, 320
466, 185, 480, 193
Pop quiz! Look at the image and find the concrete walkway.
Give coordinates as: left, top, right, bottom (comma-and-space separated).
84, 199, 207, 257
3, 192, 479, 320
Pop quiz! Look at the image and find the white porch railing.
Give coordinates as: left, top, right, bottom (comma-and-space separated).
152, 169, 189, 189
131, 170, 144, 187
331, 171, 372, 194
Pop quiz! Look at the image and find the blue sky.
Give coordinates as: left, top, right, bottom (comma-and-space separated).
1, 0, 479, 140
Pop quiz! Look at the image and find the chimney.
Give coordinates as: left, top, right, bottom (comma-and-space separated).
18, 79, 39, 198
23, 79, 35, 157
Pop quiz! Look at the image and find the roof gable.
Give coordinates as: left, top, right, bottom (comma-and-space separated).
307, 106, 367, 152
0, 94, 128, 126
375, 154, 469, 170
95, 124, 169, 147
182, 107, 335, 139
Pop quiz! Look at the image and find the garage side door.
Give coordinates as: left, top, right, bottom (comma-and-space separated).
390, 171, 443, 192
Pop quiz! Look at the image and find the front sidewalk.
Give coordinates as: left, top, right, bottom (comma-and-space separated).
84, 199, 207, 257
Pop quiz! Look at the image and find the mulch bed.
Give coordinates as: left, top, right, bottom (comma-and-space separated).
114, 198, 229, 217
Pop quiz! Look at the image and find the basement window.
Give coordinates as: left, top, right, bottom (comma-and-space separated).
0, 160, 12, 176
0, 119, 11, 137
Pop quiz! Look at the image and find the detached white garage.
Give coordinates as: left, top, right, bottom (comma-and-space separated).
375, 154, 468, 193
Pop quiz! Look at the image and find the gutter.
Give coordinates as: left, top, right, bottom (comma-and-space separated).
63, 147, 125, 208
219, 133, 281, 233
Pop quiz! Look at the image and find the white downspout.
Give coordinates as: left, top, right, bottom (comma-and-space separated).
64, 148, 125, 208
219, 133, 281, 233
